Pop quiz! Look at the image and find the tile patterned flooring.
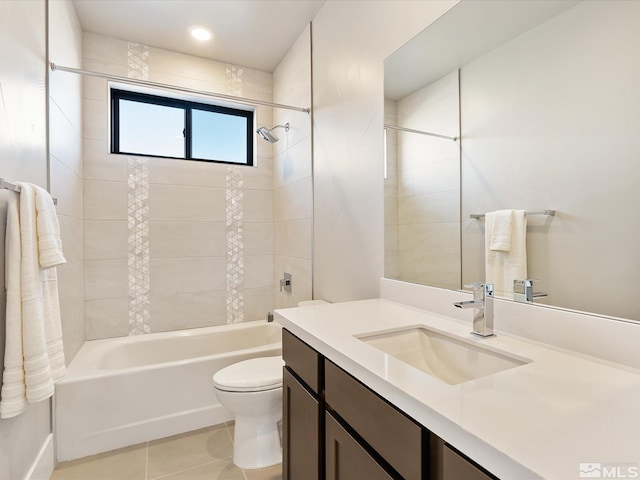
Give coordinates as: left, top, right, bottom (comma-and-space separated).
50, 423, 282, 480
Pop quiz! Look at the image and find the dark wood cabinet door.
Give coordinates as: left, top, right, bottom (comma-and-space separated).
325, 412, 394, 480
283, 367, 320, 480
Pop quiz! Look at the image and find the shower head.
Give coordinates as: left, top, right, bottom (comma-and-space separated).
256, 123, 290, 143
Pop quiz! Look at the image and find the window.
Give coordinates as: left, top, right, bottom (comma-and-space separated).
110, 88, 254, 166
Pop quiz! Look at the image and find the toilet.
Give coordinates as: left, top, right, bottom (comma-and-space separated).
213, 356, 285, 469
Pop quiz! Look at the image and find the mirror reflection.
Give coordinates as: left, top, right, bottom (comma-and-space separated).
384, 0, 640, 321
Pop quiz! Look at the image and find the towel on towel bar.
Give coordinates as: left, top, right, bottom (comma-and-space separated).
487, 209, 513, 252
485, 210, 527, 297
0, 183, 66, 418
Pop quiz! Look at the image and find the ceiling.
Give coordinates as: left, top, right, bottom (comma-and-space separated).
72, 0, 326, 72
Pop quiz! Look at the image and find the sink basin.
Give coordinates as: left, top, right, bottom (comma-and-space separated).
356, 326, 530, 385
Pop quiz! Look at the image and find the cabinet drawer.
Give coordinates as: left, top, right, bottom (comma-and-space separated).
442, 445, 496, 480
283, 367, 321, 480
283, 329, 322, 394
324, 360, 424, 480
326, 411, 393, 480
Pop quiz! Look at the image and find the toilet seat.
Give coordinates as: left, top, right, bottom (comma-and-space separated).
213, 356, 284, 392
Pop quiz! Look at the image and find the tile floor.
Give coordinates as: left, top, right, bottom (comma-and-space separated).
50, 423, 282, 480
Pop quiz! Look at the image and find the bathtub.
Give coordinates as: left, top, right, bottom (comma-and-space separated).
55, 320, 282, 461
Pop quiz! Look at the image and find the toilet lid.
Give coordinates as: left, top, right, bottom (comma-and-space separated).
213, 356, 284, 392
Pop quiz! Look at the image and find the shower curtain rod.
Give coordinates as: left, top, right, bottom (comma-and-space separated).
50, 63, 311, 114
384, 124, 458, 142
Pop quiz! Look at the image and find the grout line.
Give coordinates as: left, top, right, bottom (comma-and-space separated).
151, 458, 234, 480
145, 441, 149, 480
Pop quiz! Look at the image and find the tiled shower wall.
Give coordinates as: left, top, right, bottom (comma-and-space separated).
272, 25, 313, 309
384, 99, 399, 280
396, 71, 460, 290
82, 33, 275, 339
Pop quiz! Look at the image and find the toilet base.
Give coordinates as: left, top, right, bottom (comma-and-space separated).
232, 411, 282, 469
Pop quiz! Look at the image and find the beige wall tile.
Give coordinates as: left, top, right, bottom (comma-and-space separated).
398, 190, 459, 225
58, 214, 84, 264
397, 158, 459, 197
150, 221, 226, 258
148, 71, 225, 94
149, 185, 226, 222
82, 74, 108, 102
83, 32, 128, 65
50, 157, 83, 219
244, 222, 274, 256
274, 177, 312, 222
274, 219, 312, 259
84, 139, 128, 182
149, 158, 226, 188
85, 298, 129, 340
57, 261, 84, 305
84, 180, 128, 220
273, 256, 312, 309
82, 57, 128, 78
85, 259, 128, 300
83, 98, 108, 142
399, 222, 460, 256
243, 158, 273, 190
150, 292, 226, 333
84, 220, 128, 260
50, 101, 82, 175
399, 251, 461, 288
150, 257, 226, 295
244, 189, 273, 223
244, 286, 274, 322
147, 47, 226, 83
244, 255, 273, 289
274, 137, 312, 189
59, 297, 84, 364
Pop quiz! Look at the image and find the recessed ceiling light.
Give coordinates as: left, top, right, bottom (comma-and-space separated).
188, 25, 212, 41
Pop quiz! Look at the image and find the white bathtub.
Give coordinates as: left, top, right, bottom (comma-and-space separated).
55, 320, 282, 461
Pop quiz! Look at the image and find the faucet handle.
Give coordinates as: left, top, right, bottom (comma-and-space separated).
464, 282, 486, 289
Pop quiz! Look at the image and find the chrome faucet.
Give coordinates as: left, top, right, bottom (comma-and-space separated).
513, 279, 548, 303
454, 283, 494, 337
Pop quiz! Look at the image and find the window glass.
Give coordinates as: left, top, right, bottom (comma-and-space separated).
111, 88, 254, 166
118, 99, 184, 158
191, 109, 248, 163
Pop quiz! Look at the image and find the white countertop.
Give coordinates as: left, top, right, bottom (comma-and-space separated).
275, 298, 640, 480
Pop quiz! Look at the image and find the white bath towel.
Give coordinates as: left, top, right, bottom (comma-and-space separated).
487, 209, 513, 252
0, 183, 66, 417
18, 183, 55, 403
0, 193, 27, 418
33, 185, 66, 269
485, 210, 527, 297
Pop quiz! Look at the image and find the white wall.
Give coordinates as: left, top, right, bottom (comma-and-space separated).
272, 25, 313, 309
49, 0, 85, 365
0, 1, 51, 478
311, 0, 459, 302
460, 0, 640, 319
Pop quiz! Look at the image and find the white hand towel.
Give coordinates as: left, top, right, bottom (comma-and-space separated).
16, 183, 55, 403
33, 185, 66, 268
0, 193, 26, 418
485, 210, 527, 297
487, 210, 513, 252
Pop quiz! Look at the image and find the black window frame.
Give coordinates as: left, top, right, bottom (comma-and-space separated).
110, 88, 254, 166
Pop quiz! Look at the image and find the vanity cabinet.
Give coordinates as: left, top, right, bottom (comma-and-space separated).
282, 329, 498, 480
282, 329, 323, 480
325, 411, 393, 480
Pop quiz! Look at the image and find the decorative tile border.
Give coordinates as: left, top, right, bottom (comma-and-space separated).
127, 43, 150, 335
225, 64, 245, 323
226, 166, 244, 323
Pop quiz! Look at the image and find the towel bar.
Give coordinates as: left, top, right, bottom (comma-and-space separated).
470, 209, 556, 219
0, 178, 58, 205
